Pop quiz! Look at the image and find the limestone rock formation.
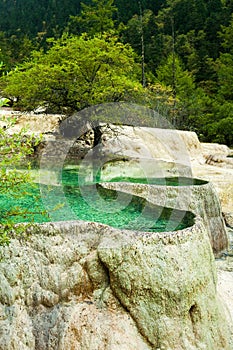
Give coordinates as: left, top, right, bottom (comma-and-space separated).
0, 219, 231, 350
0, 109, 232, 349
101, 179, 228, 255
223, 212, 233, 228
191, 163, 233, 214
99, 125, 205, 165
205, 154, 233, 168
201, 142, 231, 158
0, 110, 61, 136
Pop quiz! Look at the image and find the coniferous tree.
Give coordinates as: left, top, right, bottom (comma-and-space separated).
67, 0, 117, 36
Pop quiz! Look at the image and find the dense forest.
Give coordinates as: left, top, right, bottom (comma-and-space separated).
0, 0, 233, 146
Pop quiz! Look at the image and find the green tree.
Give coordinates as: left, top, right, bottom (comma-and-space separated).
1, 34, 143, 113
175, 30, 215, 84
0, 31, 175, 136
216, 14, 233, 101
0, 32, 35, 74
207, 111, 233, 146
121, 9, 163, 75
0, 0, 80, 38
217, 53, 233, 100
157, 0, 207, 38
156, 54, 195, 96
156, 0, 224, 85
204, 14, 233, 146
67, 0, 117, 36
156, 53, 197, 126
0, 32, 177, 181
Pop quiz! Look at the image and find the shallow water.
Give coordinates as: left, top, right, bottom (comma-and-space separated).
62, 168, 207, 187
0, 168, 195, 232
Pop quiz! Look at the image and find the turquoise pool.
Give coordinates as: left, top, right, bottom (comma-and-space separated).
0, 168, 195, 232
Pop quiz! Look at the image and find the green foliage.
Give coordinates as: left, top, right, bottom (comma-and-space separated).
216, 15, 233, 100
208, 116, 233, 146
1, 34, 144, 113
1, 1, 233, 146
121, 9, 163, 74
220, 19, 233, 51
67, 0, 117, 36
156, 54, 195, 97
0, 0, 80, 38
0, 108, 41, 245
217, 53, 233, 100
0, 32, 36, 74
155, 53, 202, 126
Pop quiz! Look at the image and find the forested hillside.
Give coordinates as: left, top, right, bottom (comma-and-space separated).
0, 0, 233, 146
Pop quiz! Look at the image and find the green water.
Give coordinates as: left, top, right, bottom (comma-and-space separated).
62, 169, 207, 187
109, 176, 207, 186
0, 169, 196, 232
